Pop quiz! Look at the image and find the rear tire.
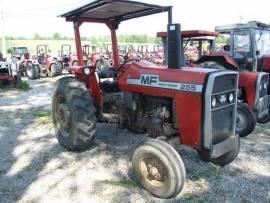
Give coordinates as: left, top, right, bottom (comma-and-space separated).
50, 64, 58, 77
52, 76, 97, 151
13, 73, 22, 88
257, 114, 270, 124
132, 138, 186, 199
199, 61, 226, 70
236, 103, 256, 137
197, 136, 240, 166
26, 62, 39, 79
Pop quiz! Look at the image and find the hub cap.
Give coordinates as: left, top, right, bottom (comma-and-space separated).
139, 155, 168, 188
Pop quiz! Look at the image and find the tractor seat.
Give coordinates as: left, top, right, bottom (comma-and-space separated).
100, 79, 119, 93
97, 67, 117, 79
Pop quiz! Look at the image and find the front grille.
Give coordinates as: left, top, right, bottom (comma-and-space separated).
255, 73, 270, 119
258, 74, 269, 98
256, 95, 270, 119
203, 71, 238, 150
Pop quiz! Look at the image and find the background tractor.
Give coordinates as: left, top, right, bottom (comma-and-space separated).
36, 45, 63, 77
158, 28, 270, 137
9, 46, 30, 76
52, 0, 240, 199
198, 22, 270, 134
0, 54, 21, 88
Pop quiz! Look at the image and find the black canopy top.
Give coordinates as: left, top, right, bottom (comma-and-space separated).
60, 0, 171, 23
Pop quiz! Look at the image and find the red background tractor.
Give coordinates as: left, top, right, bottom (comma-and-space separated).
158, 29, 270, 137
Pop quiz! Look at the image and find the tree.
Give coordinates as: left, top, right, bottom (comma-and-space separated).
52, 33, 62, 40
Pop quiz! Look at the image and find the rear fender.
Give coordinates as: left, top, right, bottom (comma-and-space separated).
261, 55, 270, 72
238, 72, 258, 109
69, 65, 103, 110
197, 54, 238, 70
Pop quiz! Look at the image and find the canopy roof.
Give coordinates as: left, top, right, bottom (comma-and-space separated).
216, 21, 270, 32
157, 30, 219, 38
60, 0, 171, 23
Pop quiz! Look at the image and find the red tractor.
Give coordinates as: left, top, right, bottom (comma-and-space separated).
158, 28, 270, 137
53, 0, 239, 198
36, 45, 63, 77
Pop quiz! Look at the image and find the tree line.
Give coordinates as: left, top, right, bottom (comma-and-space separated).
5, 32, 161, 44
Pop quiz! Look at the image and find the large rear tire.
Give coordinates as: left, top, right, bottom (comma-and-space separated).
26, 62, 39, 79
257, 114, 270, 124
199, 61, 226, 70
197, 136, 240, 166
13, 73, 22, 88
236, 103, 256, 137
50, 64, 58, 77
52, 76, 97, 151
132, 138, 186, 199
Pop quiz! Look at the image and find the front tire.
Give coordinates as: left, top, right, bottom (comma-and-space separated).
132, 138, 186, 199
52, 76, 97, 151
236, 103, 256, 137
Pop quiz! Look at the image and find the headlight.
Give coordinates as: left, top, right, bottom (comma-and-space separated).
211, 96, 217, 108
228, 93, 234, 103
83, 67, 91, 75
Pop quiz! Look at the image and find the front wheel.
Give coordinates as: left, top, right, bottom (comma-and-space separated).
132, 138, 186, 199
52, 76, 97, 151
236, 103, 256, 137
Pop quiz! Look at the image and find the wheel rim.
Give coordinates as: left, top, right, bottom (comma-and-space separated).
236, 110, 247, 133
139, 154, 169, 189
55, 95, 71, 137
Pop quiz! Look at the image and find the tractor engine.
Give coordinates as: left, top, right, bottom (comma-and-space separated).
103, 91, 177, 139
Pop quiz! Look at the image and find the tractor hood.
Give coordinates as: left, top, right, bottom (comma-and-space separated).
119, 61, 220, 93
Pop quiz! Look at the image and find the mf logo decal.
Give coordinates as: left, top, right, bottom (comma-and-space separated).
127, 74, 203, 93
140, 75, 159, 85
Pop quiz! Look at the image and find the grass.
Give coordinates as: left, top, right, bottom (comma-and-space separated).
38, 79, 51, 84
92, 179, 138, 195
0, 169, 6, 175
33, 109, 52, 125
18, 80, 31, 91
100, 180, 138, 189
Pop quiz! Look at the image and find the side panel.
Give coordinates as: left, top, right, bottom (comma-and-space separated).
175, 93, 202, 147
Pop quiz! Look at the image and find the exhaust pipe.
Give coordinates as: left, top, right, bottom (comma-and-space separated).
167, 7, 185, 68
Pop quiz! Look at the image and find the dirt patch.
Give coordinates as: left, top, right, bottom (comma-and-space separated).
0, 77, 269, 202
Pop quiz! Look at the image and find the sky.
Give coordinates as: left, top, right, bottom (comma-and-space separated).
0, 0, 270, 38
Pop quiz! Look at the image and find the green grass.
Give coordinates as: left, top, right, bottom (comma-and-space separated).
18, 80, 31, 91
33, 109, 52, 125
100, 180, 138, 189
0, 169, 6, 175
38, 79, 51, 84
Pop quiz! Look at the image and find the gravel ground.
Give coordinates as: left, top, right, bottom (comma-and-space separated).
0, 77, 269, 203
